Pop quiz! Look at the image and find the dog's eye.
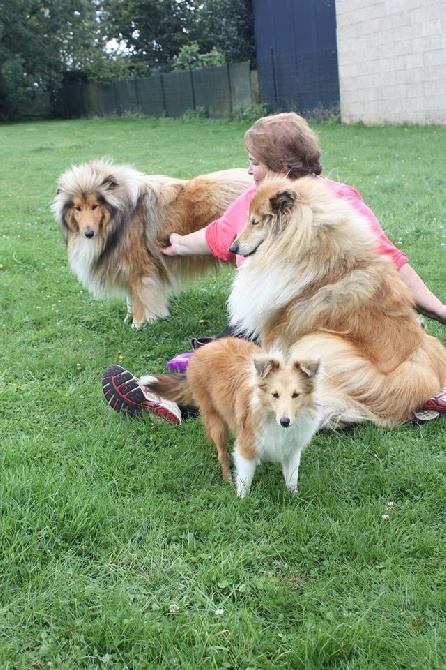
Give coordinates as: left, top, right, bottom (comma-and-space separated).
91, 204, 98, 210
291, 392, 300, 399
272, 392, 279, 399
74, 205, 81, 211
250, 217, 259, 226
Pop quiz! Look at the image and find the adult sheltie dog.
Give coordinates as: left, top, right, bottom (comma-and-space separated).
142, 337, 321, 497
52, 159, 252, 327
228, 176, 446, 428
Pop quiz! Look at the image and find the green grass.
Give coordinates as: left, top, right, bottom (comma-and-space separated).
1, 116, 446, 669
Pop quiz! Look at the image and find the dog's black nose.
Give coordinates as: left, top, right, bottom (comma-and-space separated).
84, 228, 95, 238
280, 417, 291, 427
229, 241, 239, 254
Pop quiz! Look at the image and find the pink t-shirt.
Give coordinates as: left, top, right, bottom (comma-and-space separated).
205, 185, 257, 267
205, 178, 408, 269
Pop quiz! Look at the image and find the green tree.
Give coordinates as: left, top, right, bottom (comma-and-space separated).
171, 41, 225, 71
195, 0, 255, 65
0, 0, 65, 118
0, 0, 256, 119
0, 0, 132, 118
0, 0, 111, 118
48, 0, 130, 83
102, 0, 198, 70
101, 0, 255, 71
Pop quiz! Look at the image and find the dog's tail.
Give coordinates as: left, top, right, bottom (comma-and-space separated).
140, 373, 195, 406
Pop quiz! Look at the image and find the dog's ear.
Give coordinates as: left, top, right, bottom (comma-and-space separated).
102, 175, 119, 190
295, 359, 320, 379
269, 189, 297, 214
253, 354, 281, 379
59, 204, 73, 242
60, 220, 69, 243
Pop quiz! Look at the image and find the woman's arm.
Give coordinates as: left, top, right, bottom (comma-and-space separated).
161, 186, 256, 261
398, 262, 446, 324
161, 228, 211, 257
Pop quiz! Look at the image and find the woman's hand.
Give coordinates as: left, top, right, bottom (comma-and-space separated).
161, 233, 183, 256
160, 228, 211, 257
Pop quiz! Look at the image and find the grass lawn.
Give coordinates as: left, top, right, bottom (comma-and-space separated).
1, 116, 446, 669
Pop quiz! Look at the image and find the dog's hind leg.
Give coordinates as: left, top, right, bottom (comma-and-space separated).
199, 408, 232, 483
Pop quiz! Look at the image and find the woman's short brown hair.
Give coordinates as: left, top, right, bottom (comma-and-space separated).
244, 112, 322, 178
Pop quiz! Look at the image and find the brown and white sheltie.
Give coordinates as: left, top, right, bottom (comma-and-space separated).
142, 337, 321, 497
228, 176, 446, 428
52, 159, 252, 327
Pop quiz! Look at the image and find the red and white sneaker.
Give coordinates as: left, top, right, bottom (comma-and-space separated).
102, 364, 181, 424
420, 386, 446, 414
413, 386, 446, 423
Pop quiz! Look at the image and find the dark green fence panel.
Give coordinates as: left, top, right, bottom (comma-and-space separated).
136, 76, 165, 117
162, 71, 194, 117
17, 91, 51, 118
59, 62, 253, 119
192, 66, 231, 117
228, 61, 253, 111
114, 80, 138, 114
87, 83, 116, 116
64, 83, 87, 117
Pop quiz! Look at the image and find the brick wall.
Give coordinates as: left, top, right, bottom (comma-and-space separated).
335, 0, 446, 124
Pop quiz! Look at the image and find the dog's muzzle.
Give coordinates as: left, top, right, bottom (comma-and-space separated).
84, 228, 95, 238
229, 240, 262, 257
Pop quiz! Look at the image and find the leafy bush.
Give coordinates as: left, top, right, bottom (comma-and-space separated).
172, 42, 225, 71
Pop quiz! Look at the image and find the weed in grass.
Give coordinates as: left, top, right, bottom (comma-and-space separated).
1, 118, 446, 669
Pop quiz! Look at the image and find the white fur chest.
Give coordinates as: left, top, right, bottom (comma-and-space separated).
233, 406, 320, 497
68, 237, 126, 299
228, 260, 315, 336
68, 236, 98, 282
254, 411, 319, 464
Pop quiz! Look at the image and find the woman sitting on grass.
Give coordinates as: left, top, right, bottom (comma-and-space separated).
102, 112, 446, 424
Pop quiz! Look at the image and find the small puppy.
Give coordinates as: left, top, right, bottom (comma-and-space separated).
143, 337, 321, 497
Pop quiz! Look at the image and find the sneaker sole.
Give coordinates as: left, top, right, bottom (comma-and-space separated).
413, 409, 440, 424
102, 364, 181, 424
102, 364, 147, 416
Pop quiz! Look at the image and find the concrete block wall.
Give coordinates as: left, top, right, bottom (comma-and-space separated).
335, 0, 446, 124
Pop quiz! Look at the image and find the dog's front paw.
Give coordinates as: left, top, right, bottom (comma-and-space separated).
236, 480, 250, 498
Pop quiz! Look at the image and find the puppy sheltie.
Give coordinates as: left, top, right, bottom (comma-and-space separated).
142, 337, 321, 498
52, 159, 252, 327
228, 176, 446, 428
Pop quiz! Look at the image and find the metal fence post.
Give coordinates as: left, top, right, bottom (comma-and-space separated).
189, 69, 196, 110
270, 47, 278, 108
160, 75, 167, 116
